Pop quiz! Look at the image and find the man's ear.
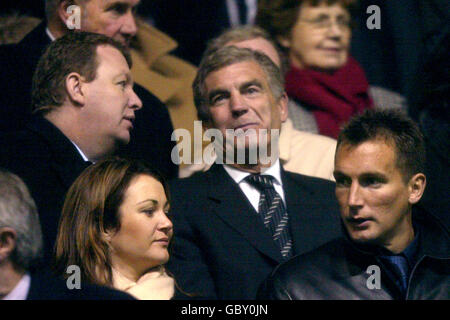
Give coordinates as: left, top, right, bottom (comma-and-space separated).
278, 92, 289, 122
0, 228, 17, 263
408, 173, 426, 204
65, 72, 86, 106
58, 0, 75, 27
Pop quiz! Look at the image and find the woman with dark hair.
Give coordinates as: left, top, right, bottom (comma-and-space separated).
54, 157, 176, 300
257, 0, 405, 138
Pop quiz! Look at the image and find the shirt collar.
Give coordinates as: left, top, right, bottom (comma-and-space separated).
2, 273, 31, 300
223, 159, 282, 186
70, 140, 90, 162
45, 27, 56, 42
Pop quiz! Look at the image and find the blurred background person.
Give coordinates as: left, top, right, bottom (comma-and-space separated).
256, 0, 405, 138
143, 0, 258, 66
54, 158, 179, 300
0, 169, 133, 300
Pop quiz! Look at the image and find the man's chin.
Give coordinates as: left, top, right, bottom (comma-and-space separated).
116, 134, 131, 147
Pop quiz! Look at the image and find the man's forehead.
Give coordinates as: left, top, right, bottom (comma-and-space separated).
335, 140, 398, 171
206, 60, 267, 85
96, 45, 129, 69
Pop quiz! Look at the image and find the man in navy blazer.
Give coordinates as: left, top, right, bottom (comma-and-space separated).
0, 32, 142, 263
167, 46, 342, 299
0, 0, 178, 180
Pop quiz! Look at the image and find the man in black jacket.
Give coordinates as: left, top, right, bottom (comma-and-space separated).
167, 46, 342, 299
0, 32, 142, 263
0, 0, 178, 180
258, 109, 450, 300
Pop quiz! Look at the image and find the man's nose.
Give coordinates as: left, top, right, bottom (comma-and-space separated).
230, 93, 248, 117
348, 182, 363, 208
129, 88, 143, 110
121, 11, 138, 36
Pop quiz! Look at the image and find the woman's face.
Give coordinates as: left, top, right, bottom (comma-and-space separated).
108, 174, 172, 279
281, 3, 351, 71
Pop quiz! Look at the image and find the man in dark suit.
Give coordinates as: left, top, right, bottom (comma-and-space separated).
167, 46, 342, 299
0, 169, 134, 300
0, 0, 178, 179
258, 110, 449, 300
0, 32, 142, 263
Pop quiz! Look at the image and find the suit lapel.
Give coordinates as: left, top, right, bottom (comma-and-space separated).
27, 117, 88, 189
206, 165, 284, 263
282, 170, 335, 256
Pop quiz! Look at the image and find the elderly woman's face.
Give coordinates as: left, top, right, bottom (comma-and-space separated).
108, 174, 172, 278
282, 3, 351, 71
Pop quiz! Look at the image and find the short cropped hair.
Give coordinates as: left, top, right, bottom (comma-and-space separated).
193, 46, 284, 122
337, 109, 426, 182
204, 26, 288, 75
32, 31, 132, 115
256, 0, 357, 45
0, 170, 43, 270
54, 157, 170, 287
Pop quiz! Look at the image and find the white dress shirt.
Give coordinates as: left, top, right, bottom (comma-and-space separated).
223, 159, 286, 213
2, 273, 31, 300
70, 140, 90, 162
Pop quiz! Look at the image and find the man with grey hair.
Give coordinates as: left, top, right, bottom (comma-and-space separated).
167, 46, 342, 299
0, 170, 43, 300
180, 25, 337, 180
0, 169, 133, 300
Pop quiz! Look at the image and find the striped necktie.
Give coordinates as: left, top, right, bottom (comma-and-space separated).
246, 174, 293, 259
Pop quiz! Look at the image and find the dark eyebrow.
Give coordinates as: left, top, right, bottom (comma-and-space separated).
359, 172, 388, 181
240, 79, 264, 90
208, 89, 229, 104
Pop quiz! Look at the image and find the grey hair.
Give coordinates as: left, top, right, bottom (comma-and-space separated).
204, 25, 289, 75
0, 170, 43, 270
193, 46, 285, 122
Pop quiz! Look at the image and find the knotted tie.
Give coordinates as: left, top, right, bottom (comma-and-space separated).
246, 174, 293, 259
